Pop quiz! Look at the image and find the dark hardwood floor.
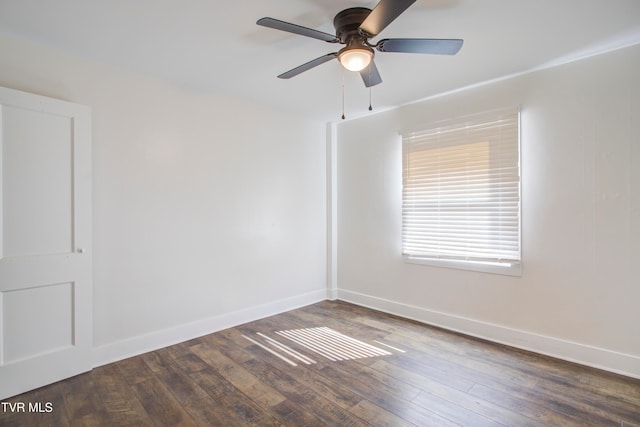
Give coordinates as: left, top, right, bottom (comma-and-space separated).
2, 300, 639, 426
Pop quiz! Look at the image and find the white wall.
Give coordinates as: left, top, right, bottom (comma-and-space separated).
0, 32, 328, 364
336, 44, 640, 377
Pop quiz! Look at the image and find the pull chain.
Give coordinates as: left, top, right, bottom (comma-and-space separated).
367, 64, 373, 111
340, 67, 376, 118
341, 70, 346, 120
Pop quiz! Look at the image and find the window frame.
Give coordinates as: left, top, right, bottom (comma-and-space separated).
401, 107, 522, 276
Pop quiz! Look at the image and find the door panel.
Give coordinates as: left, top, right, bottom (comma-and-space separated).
2, 282, 74, 363
0, 87, 92, 400
2, 105, 73, 258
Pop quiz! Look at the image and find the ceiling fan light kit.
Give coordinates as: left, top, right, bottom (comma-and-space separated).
338, 45, 373, 72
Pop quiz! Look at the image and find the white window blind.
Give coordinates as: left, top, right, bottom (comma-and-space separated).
402, 107, 520, 267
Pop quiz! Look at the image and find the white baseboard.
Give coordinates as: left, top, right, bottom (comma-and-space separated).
93, 287, 640, 380
338, 289, 640, 380
93, 289, 327, 368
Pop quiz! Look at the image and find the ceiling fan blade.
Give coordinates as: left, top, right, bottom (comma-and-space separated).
277, 53, 338, 79
377, 38, 463, 55
359, 0, 416, 37
360, 61, 382, 87
257, 17, 339, 43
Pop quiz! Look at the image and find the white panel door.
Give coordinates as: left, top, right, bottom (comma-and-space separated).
0, 87, 92, 400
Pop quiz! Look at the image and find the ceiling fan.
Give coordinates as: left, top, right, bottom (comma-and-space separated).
257, 0, 463, 88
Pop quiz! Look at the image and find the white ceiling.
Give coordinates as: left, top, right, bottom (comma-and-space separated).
1, 0, 639, 122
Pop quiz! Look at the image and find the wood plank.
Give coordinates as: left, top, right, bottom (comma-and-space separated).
317, 363, 460, 426
130, 376, 196, 426
349, 399, 418, 427
0, 382, 71, 427
189, 342, 287, 408
189, 367, 283, 426
116, 354, 155, 386
230, 331, 365, 410
242, 356, 369, 426
534, 374, 640, 424
60, 372, 108, 426
370, 359, 544, 427
469, 382, 603, 426
91, 364, 154, 426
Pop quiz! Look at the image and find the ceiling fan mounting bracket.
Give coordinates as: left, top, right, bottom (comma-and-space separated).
333, 7, 372, 44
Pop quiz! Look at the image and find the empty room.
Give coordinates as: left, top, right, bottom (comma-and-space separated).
1, 0, 639, 425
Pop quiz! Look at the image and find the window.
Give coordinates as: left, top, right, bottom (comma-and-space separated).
401, 107, 521, 275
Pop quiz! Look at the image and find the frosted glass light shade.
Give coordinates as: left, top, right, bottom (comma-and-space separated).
338, 47, 373, 72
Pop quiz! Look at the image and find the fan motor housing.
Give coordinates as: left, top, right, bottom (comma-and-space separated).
333, 7, 372, 43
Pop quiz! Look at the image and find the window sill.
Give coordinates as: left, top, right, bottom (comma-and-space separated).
403, 255, 522, 277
